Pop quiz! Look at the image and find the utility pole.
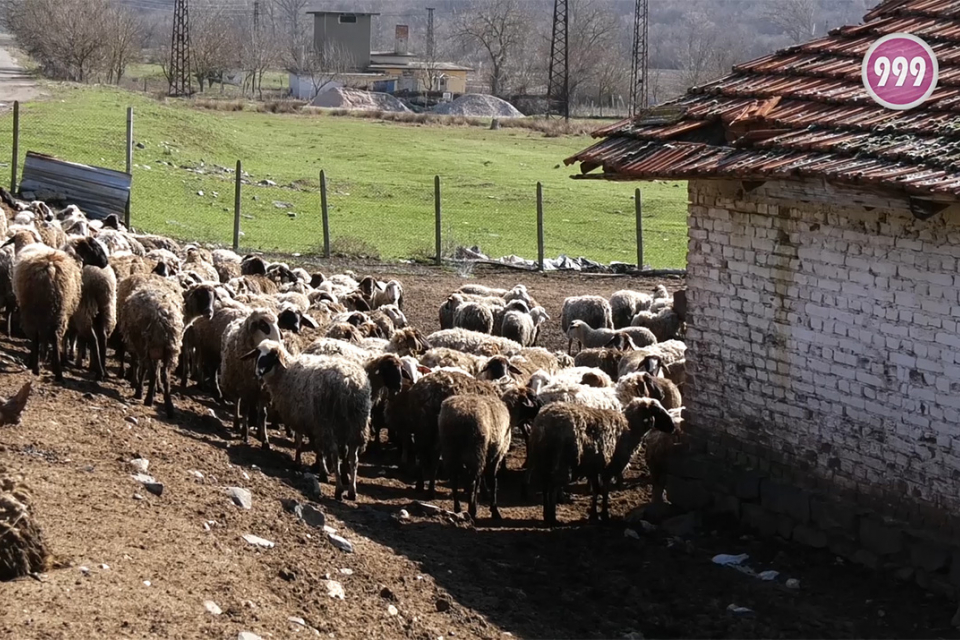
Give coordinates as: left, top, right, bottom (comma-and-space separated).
426, 7, 436, 59
547, 0, 569, 120
630, 0, 650, 114
253, 0, 261, 33
169, 0, 192, 96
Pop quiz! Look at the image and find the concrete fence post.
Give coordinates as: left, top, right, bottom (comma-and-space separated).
233, 160, 242, 251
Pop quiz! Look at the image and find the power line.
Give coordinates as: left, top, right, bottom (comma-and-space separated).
630, 0, 649, 114
169, 0, 192, 96
547, 0, 569, 121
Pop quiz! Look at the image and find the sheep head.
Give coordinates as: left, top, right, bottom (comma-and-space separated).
70, 237, 109, 269
366, 354, 404, 395
623, 397, 675, 437
242, 339, 288, 380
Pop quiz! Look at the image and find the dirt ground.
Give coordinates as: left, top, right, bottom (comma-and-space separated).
1, 266, 957, 639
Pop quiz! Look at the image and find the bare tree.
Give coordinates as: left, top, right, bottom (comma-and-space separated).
105, 4, 145, 84
673, 11, 747, 88
0, 0, 143, 82
302, 41, 355, 101
189, 2, 242, 92
454, 0, 528, 96
765, 0, 819, 44
239, 18, 279, 99
566, 0, 621, 106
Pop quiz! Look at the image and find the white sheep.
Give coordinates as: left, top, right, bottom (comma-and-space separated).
560, 295, 613, 354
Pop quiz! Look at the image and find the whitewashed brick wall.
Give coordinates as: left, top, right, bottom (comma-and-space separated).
686, 177, 960, 516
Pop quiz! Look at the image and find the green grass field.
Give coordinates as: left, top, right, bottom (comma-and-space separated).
0, 84, 689, 266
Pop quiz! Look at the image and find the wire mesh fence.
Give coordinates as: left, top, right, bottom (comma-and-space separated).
0, 100, 689, 270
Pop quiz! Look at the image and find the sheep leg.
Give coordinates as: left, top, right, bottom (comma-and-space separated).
254, 402, 270, 450
88, 331, 104, 381
145, 361, 158, 407
346, 445, 359, 501
179, 351, 189, 390
486, 461, 502, 521
566, 337, 573, 355
115, 338, 125, 377
29, 335, 39, 375
96, 325, 109, 379
543, 480, 558, 525
465, 475, 479, 520
234, 399, 246, 442
51, 335, 64, 382
133, 362, 145, 400
450, 463, 461, 514
328, 440, 344, 501
161, 365, 174, 418
588, 476, 601, 522
427, 452, 440, 500
600, 475, 612, 522
294, 430, 303, 466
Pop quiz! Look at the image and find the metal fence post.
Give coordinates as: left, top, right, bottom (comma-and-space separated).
233, 160, 242, 251
10, 101, 19, 193
434, 175, 442, 266
320, 170, 330, 258
635, 188, 643, 269
125, 106, 133, 227
536, 182, 545, 271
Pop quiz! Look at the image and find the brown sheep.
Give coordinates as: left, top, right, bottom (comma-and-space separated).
527, 398, 676, 524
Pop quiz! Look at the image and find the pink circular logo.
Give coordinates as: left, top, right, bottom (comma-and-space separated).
862, 33, 938, 110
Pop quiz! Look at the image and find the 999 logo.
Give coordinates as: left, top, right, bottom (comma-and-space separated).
861, 33, 938, 110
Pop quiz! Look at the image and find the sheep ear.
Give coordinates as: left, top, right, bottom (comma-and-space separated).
400, 367, 413, 381
240, 349, 260, 361
508, 364, 523, 376
0, 237, 13, 248
300, 313, 319, 329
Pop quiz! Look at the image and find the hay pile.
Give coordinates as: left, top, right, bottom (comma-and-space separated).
0, 468, 49, 581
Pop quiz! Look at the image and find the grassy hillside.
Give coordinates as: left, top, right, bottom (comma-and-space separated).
0, 84, 688, 266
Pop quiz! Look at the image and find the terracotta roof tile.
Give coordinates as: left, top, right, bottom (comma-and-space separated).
566, 0, 960, 197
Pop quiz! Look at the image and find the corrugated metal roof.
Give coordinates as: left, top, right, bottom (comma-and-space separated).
566, 0, 960, 197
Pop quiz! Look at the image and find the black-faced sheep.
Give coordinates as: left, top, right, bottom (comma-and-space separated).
402, 370, 501, 498
609, 290, 653, 329
11, 237, 108, 381
243, 341, 400, 500
565, 319, 656, 354
426, 328, 522, 357
527, 398, 676, 524
439, 387, 541, 519
220, 309, 282, 445
120, 278, 216, 416
631, 306, 682, 342
560, 295, 613, 354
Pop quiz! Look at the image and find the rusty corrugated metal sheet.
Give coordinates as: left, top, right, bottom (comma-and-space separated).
566, 0, 960, 196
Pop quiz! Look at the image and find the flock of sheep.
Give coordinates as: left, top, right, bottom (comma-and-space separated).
0, 194, 689, 524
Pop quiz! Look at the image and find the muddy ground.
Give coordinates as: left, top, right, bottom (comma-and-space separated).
1, 266, 957, 639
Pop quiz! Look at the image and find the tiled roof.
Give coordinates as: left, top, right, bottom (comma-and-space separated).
565, 0, 960, 198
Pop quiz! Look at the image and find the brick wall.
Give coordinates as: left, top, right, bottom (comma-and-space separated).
684, 177, 960, 532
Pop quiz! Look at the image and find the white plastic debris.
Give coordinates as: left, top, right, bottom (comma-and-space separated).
726, 604, 755, 617
786, 578, 800, 589
712, 553, 749, 566
758, 570, 779, 581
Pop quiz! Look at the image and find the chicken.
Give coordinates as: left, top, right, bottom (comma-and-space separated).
0, 381, 31, 426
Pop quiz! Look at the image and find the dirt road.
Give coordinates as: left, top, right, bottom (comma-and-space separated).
0, 33, 37, 106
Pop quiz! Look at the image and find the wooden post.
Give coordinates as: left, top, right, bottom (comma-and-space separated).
125, 107, 133, 227
536, 182, 545, 271
233, 160, 242, 250
434, 175, 442, 266
10, 101, 19, 193
320, 170, 330, 258
635, 188, 643, 269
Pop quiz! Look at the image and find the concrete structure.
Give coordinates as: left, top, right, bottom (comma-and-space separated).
300, 11, 471, 97
567, 0, 960, 594
308, 11, 378, 71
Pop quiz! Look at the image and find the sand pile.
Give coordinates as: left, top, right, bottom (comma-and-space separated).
433, 94, 524, 118
311, 87, 412, 113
